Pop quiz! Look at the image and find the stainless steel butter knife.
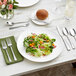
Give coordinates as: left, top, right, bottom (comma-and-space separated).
56, 26, 70, 51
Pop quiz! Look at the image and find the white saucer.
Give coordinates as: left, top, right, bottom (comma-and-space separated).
16, 0, 40, 7
31, 11, 51, 25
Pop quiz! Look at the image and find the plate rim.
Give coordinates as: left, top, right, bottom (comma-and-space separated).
16, 0, 40, 7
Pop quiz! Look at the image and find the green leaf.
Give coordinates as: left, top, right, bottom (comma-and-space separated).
14, 1, 19, 4
50, 48, 53, 52
50, 46, 54, 49
26, 47, 31, 53
13, 0, 19, 4
51, 39, 56, 42
26, 47, 37, 53
13, 5, 18, 9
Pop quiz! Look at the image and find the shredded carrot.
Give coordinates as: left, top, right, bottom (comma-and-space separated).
32, 43, 35, 46
52, 44, 56, 48
29, 44, 32, 47
29, 43, 35, 47
52, 43, 55, 46
32, 36, 35, 38
46, 40, 49, 42
29, 44, 33, 47
45, 51, 48, 52
39, 41, 43, 44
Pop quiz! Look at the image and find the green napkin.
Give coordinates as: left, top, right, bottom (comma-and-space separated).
0, 36, 24, 65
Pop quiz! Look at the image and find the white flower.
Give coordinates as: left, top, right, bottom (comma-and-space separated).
2, 4, 5, 9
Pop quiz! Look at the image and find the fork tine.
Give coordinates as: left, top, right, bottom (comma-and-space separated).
1, 40, 12, 62
1, 41, 4, 47
4, 40, 7, 46
6, 39, 9, 44
1, 41, 6, 47
6, 38, 11, 44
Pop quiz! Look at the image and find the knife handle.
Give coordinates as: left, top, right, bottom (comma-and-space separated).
67, 36, 75, 49
61, 36, 70, 51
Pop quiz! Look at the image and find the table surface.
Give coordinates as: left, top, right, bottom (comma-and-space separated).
0, 0, 76, 76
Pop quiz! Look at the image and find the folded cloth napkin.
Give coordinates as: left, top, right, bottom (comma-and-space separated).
0, 36, 24, 65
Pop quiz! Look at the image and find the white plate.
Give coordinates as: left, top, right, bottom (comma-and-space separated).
17, 28, 63, 62
31, 11, 51, 25
16, 0, 40, 7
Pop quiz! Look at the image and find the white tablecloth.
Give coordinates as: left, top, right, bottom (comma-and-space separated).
0, 0, 76, 76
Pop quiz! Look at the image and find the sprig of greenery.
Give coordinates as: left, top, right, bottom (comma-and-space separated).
13, 0, 18, 4
13, 0, 19, 9
13, 5, 18, 9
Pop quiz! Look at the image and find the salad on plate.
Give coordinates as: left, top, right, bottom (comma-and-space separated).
23, 33, 56, 57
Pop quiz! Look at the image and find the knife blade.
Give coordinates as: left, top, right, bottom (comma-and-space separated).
56, 26, 70, 51
56, 26, 63, 36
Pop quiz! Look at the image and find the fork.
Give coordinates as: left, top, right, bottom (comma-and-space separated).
1, 40, 12, 62
6, 38, 17, 61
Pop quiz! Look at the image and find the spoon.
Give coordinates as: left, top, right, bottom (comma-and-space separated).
69, 28, 76, 40
62, 27, 75, 49
6, 20, 29, 26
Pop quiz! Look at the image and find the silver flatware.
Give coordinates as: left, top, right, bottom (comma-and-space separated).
1, 40, 11, 62
6, 38, 17, 61
6, 20, 29, 26
62, 27, 75, 49
9, 22, 29, 30
73, 29, 76, 34
56, 26, 70, 51
69, 28, 76, 40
